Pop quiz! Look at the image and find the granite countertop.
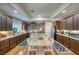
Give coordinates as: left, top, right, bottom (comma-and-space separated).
56, 33, 79, 40
0, 32, 29, 41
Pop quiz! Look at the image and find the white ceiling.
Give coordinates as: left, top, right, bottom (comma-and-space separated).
54, 3, 79, 19
18, 3, 62, 18
0, 3, 30, 21
0, 3, 79, 22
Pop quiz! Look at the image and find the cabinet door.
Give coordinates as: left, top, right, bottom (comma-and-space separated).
70, 39, 75, 52
2, 15, 7, 31
66, 16, 74, 30
9, 38, 17, 49
56, 34, 60, 42
77, 40, 79, 54
74, 40, 79, 54
7, 17, 12, 31
0, 46, 9, 55
0, 14, 7, 31
0, 39, 9, 50
70, 39, 79, 54
61, 19, 67, 30
55, 21, 61, 30
62, 36, 70, 48
0, 14, 2, 31
0, 39, 9, 55
56, 34, 63, 44
74, 14, 79, 30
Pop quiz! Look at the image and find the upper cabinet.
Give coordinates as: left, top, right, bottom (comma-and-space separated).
6, 17, 12, 31
22, 22, 28, 31
66, 16, 74, 30
55, 21, 61, 30
1, 14, 7, 31
61, 19, 67, 30
0, 14, 3, 31
0, 14, 7, 31
0, 13, 12, 31
55, 13, 79, 30
74, 13, 79, 30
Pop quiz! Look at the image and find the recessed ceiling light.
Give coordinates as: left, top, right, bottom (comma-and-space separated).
14, 10, 18, 13
62, 10, 66, 13
38, 15, 41, 17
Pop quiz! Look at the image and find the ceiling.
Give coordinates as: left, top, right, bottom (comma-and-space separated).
0, 3, 79, 22
54, 3, 79, 19
18, 3, 62, 18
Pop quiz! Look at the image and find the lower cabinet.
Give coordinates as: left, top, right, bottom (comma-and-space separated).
56, 34, 79, 54
0, 33, 30, 55
56, 34, 63, 44
9, 37, 17, 49
0, 39, 9, 55
70, 38, 79, 54
62, 36, 70, 48
0, 46, 9, 55
78, 40, 79, 54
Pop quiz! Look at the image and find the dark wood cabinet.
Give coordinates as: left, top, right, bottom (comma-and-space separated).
70, 38, 79, 54
0, 33, 30, 55
56, 34, 63, 44
62, 36, 70, 48
0, 14, 3, 31
61, 19, 67, 30
70, 39, 75, 52
0, 13, 12, 31
2, 15, 7, 31
0, 39, 9, 50
66, 16, 74, 30
74, 40, 79, 54
55, 21, 61, 30
22, 22, 28, 31
0, 14, 7, 31
16, 36, 21, 44
0, 39, 9, 55
7, 17, 12, 31
74, 13, 79, 30
9, 37, 17, 49
56, 34, 70, 48
0, 46, 9, 55
58, 13, 79, 30
77, 40, 79, 54
56, 34, 79, 54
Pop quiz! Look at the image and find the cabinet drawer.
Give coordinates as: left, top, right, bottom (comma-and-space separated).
0, 39, 9, 50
